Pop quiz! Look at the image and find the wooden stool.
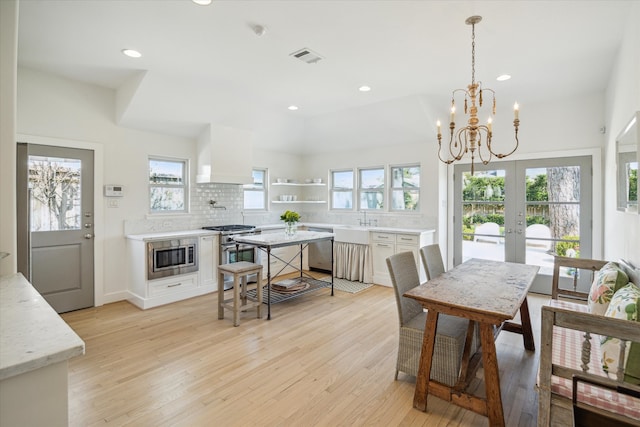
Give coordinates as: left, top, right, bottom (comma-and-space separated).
217, 262, 263, 326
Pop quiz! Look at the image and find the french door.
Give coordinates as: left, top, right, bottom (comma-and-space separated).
453, 156, 592, 294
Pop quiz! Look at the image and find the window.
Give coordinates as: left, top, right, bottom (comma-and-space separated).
390, 165, 420, 211
149, 157, 188, 213
331, 169, 354, 209
359, 167, 384, 210
244, 168, 267, 210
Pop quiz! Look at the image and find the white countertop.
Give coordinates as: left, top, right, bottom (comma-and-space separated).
234, 230, 334, 248
126, 229, 219, 240
0, 273, 85, 381
258, 223, 435, 235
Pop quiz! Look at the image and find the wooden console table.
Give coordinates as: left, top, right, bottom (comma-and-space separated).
404, 258, 539, 427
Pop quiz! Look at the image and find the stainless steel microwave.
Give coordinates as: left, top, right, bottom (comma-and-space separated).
147, 238, 198, 280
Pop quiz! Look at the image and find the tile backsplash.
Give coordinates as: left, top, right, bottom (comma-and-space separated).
124, 183, 435, 235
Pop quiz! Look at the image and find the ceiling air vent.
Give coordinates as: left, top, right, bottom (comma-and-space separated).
290, 48, 323, 64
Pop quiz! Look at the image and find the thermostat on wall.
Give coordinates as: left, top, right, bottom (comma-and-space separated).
104, 185, 124, 197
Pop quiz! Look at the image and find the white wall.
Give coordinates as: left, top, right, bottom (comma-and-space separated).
17, 68, 196, 304
604, 1, 640, 266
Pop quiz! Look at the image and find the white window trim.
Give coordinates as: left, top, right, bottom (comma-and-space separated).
389, 163, 421, 212
358, 166, 385, 211
330, 168, 355, 210
244, 167, 268, 211
148, 156, 189, 214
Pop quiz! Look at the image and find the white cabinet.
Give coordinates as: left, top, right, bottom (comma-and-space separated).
271, 182, 327, 204
371, 231, 434, 287
126, 232, 219, 309
198, 234, 218, 289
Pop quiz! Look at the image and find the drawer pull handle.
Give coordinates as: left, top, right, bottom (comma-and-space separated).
168, 283, 182, 288
377, 244, 392, 248
378, 236, 389, 239
399, 237, 412, 241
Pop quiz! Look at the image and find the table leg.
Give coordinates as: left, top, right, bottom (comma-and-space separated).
267, 247, 272, 320
519, 297, 535, 351
479, 322, 505, 427
413, 310, 439, 411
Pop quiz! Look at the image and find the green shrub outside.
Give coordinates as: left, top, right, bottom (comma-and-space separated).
555, 236, 580, 257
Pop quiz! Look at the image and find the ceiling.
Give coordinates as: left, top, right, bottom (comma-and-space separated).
17, 0, 632, 154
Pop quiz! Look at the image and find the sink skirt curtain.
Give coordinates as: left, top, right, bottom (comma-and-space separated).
334, 242, 373, 284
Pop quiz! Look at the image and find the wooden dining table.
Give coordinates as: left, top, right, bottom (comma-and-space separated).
404, 258, 539, 427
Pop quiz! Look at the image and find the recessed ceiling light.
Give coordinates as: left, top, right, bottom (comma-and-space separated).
192, 0, 212, 5
359, 86, 371, 92
288, 105, 298, 111
496, 74, 511, 81
122, 49, 142, 58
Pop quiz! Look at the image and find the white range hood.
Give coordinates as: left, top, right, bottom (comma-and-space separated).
196, 123, 254, 185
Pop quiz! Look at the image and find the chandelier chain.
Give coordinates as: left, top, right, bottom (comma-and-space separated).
471, 22, 475, 85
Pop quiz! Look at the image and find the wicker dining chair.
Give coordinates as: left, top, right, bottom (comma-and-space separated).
419, 244, 445, 280
386, 251, 473, 385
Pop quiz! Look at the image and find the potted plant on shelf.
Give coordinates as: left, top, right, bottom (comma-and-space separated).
280, 210, 301, 237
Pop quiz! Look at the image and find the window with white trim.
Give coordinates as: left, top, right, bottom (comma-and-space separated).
330, 169, 354, 209
149, 157, 188, 213
243, 168, 267, 210
359, 167, 384, 210
390, 164, 420, 211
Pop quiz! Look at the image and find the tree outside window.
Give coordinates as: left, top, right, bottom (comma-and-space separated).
390, 165, 420, 211
359, 167, 384, 210
149, 157, 188, 213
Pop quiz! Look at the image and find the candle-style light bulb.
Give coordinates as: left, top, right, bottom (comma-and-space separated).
436, 120, 441, 134
450, 106, 456, 123
487, 117, 492, 132
514, 102, 519, 120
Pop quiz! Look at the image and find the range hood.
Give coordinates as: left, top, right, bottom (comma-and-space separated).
196, 123, 254, 185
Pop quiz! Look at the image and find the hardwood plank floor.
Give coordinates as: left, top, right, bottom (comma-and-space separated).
62, 281, 546, 426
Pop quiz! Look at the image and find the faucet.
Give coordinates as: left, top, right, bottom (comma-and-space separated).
359, 211, 375, 227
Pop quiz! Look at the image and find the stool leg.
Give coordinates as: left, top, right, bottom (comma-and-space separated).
218, 271, 225, 320
241, 275, 248, 306
256, 270, 263, 319
233, 273, 240, 326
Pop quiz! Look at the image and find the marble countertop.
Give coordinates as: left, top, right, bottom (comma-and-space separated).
234, 230, 334, 249
126, 229, 219, 240
258, 223, 435, 235
0, 273, 85, 381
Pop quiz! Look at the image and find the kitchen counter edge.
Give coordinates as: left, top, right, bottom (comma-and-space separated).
0, 273, 85, 381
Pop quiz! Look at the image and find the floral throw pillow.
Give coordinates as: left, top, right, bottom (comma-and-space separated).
600, 283, 640, 385
587, 262, 629, 315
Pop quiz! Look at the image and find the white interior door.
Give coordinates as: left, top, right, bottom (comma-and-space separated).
454, 156, 592, 294
17, 143, 95, 313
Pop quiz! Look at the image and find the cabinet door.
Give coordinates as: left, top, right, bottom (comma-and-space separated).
372, 241, 395, 286
199, 235, 217, 288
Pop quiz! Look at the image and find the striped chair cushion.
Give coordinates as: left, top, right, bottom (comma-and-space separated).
549, 300, 640, 420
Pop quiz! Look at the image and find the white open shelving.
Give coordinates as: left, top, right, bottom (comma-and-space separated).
271, 181, 327, 204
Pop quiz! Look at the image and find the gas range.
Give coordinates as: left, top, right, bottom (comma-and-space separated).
202, 224, 257, 245
202, 224, 255, 234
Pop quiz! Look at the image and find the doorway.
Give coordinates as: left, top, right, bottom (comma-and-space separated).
453, 156, 593, 294
17, 143, 95, 313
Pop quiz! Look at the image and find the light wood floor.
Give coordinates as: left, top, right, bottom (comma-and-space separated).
62, 280, 547, 427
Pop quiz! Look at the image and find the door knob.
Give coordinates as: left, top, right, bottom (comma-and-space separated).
84, 233, 93, 239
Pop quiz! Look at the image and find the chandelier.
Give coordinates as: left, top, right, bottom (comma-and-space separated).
437, 15, 520, 174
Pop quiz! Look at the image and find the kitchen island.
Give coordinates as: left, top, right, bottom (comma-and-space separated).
0, 273, 85, 426
233, 230, 335, 319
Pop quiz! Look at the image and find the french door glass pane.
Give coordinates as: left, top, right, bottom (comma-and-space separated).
461, 170, 506, 262
28, 155, 82, 231
525, 166, 580, 275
